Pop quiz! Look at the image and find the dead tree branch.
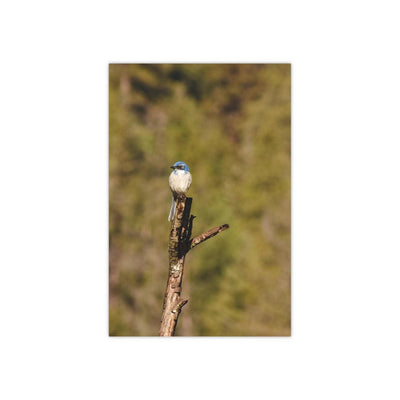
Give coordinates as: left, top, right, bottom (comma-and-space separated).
159, 196, 229, 336
189, 224, 230, 251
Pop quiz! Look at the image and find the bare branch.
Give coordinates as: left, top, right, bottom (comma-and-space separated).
159, 196, 229, 336
189, 224, 230, 250
159, 196, 191, 336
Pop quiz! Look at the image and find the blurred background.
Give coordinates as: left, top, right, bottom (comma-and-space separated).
109, 64, 291, 336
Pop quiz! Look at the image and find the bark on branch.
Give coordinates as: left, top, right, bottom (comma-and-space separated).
159, 196, 229, 336
189, 224, 230, 251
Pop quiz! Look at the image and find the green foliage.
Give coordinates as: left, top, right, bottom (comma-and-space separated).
109, 64, 291, 336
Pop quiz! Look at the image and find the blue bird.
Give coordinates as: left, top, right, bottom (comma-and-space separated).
168, 161, 192, 222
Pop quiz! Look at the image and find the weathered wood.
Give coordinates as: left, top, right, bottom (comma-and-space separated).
190, 224, 230, 251
159, 195, 229, 336
159, 196, 191, 336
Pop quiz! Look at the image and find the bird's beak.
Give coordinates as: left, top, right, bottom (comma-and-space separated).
170, 166, 175, 169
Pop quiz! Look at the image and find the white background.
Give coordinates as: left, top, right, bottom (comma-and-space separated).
1, 1, 399, 399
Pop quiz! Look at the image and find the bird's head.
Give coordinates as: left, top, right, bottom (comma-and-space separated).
170, 161, 190, 172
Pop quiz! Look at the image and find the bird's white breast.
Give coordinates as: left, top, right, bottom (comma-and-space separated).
169, 170, 192, 195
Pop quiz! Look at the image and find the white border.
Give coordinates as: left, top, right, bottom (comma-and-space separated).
1, 2, 400, 399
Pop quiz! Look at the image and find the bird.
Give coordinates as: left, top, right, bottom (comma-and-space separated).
168, 161, 192, 222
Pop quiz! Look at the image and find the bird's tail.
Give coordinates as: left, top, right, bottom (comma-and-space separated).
168, 196, 177, 222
